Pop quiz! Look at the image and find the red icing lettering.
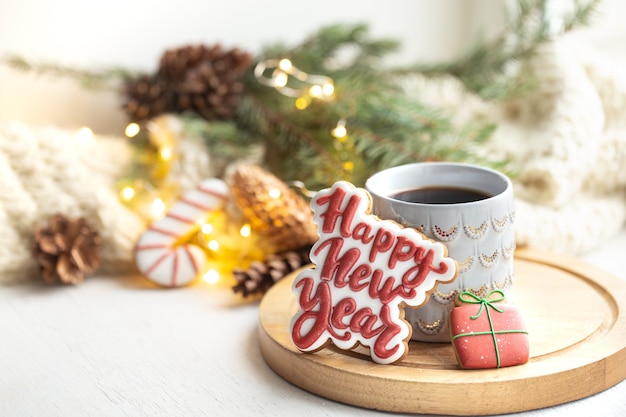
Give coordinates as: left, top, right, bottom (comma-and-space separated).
315, 237, 360, 286
316, 187, 360, 237
369, 228, 394, 262
372, 304, 403, 360
291, 278, 350, 350
331, 298, 356, 330
402, 249, 449, 288
369, 268, 412, 304
352, 222, 374, 244
350, 307, 384, 338
388, 235, 418, 268
348, 264, 371, 292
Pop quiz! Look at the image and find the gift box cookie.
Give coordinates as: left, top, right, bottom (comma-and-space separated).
450, 290, 529, 369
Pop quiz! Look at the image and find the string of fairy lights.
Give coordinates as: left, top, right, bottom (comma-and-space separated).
254, 58, 354, 177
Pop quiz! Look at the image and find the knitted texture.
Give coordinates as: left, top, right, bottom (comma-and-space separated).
0, 121, 213, 285
407, 36, 626, 255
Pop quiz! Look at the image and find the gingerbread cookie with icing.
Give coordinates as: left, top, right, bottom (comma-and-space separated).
450, 290, 529, 369
290, 181, 458, 364
134, 178, 230, 287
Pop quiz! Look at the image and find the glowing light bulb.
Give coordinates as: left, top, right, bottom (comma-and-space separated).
125, 122, 140, 138
332, 120, 348, 139
322, 82, 335, 96
332, 125, 347, 139
159, 147, 172, 161
269, 188, 281, 199
309, 85, 323, 98
279, 59, 293, 71
274, 71, 288, 87
208, 240, 220, 251
203, 269, 220, 284
77, 127, 94, 143
150, 198, 165, 218
201, 223, 214, 234
120, 186, 136, 202
295, 96, 310, 110
240, 224, 251, 238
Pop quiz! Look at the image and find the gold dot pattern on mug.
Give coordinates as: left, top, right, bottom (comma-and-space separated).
431, 224, 460, 241
463, 221, 488, 239
433, 288, 459, 304
479, 249, 500, 268
415, 318, 445, 335
492, 215, 509, 232
466, 284, 489, 299
457, 255, 476, 273
492, 273, 514, 290
503, 241, 516, 259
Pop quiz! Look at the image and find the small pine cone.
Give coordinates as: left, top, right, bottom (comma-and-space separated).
233, 246, 311, 297
32, 214, 102, 285
229, 164, 318, 253
123, 74, 174, 122
158, 44, 253, 120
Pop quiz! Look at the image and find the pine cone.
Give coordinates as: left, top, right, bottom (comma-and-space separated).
229, 164, 318, 253
123, 74, 174, 122
158, 44, 253, 120
33, 214, 102, 285
233, 246, 311, 297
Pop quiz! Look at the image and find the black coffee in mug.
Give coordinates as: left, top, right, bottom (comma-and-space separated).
389, 186, 491, 204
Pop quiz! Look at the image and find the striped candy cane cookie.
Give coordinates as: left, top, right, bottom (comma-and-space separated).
134, 178, 230, 287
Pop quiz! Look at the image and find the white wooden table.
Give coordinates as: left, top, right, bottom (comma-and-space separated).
1, 230, 625, 417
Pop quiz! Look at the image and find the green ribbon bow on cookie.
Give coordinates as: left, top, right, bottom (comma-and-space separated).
458, 289, 506, 319
453, 289, 527, 368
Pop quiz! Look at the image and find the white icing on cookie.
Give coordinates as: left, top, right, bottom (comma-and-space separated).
134, 178, 230, 287
290, 181, 458, 364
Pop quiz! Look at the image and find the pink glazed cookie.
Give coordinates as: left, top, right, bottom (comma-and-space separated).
290, 181, 458, 364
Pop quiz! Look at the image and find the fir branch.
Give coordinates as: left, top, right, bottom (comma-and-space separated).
561, 0, 601, 31
1, 53, 135, 91
179, 114, 258, 161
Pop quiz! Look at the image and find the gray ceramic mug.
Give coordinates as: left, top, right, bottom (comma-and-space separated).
365, 162, 516, 342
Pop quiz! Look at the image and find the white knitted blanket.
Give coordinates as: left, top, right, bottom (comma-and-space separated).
409, 37, 626, 255
0, 121, 214, 285
1, 38, 625, 285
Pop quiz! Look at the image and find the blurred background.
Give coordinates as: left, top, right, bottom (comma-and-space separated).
1, 0, 624, 135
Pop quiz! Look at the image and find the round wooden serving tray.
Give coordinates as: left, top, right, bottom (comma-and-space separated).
258, 248, 626, 415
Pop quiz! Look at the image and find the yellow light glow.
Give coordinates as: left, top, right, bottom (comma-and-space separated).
201, 223, 214, 234
332, 125, 347, 139
120, 186, 135, 202
150, 198, 165, 218
322, 82, 335, 96
269, 188, 281, 199
295, 96, 310, 110
125, 122, 141, 138
77, 127, 94, 143
159, 147, 173, 161
274, 71, 288, 87
203, 269, 220, 284
278, 59, 293, 71
309, 85, 323, 98
240, 224, 251, 238
208, 240, 220, 251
